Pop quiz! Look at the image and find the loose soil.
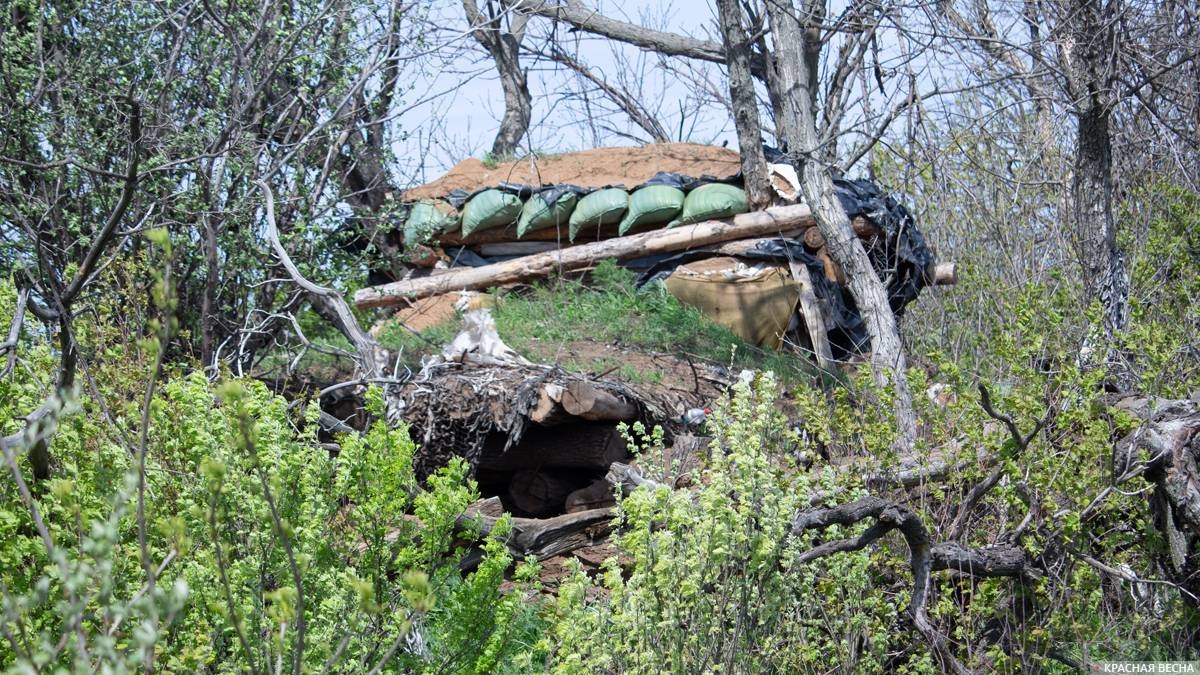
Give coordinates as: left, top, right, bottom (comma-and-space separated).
404, 143, 743, 200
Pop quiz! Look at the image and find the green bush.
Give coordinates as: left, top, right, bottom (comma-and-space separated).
545, 374, 901, 673
0, 370, 543, 672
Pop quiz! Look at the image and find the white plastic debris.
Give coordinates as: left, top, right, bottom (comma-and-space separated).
440, 308, 530, 366
769, 162, 801, 201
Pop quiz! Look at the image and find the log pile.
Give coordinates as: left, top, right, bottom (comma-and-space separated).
385, 360, 710, 517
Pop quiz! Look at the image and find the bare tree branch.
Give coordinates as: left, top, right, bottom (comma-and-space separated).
257, 181, 387, 380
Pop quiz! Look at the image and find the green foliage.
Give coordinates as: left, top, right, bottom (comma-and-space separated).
0, 369, 541, 672
1120, 182, 1200, 395
377, 261, 818, 385
547, 374, 900, 673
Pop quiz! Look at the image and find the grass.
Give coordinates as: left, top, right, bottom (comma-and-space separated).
481, 149, 568, 170
377, 261, 819, 387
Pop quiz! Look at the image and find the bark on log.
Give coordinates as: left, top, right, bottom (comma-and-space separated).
476, 241, 562, 256
466, 506, 615, 560
464, 495, 505, 518
355, 204, 816, 307
561, 381, 638, 421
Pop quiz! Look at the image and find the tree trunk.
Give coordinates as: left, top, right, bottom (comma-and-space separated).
763, 0, 917, 449
464, 1, 531, 157
490, 31, 532, 157
715, 0, 772, 208
1066, 0, 1130, 389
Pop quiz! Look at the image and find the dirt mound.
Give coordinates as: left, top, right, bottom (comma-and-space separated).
404, 143, 743, 200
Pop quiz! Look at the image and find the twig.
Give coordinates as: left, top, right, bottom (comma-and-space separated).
947, 385, 1047, 540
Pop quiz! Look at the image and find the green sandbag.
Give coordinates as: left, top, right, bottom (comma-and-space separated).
403, 200, 460, 245
461, 189, 523, 236
668, 183, 749, 227
617, 185, 684, 235
568, 188, 628, 241
517, 191, 578, 238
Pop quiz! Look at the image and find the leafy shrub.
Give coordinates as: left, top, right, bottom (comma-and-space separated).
0, 372, 542, 672
545, 373, 902, 673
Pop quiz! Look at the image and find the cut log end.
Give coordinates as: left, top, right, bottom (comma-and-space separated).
927, 262, 957, 286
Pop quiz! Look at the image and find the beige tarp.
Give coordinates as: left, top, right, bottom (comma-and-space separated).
664, 257, 798, 349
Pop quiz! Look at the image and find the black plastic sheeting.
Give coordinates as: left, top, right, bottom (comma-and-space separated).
762, 145, 935, 315
832, 177, 933, 315
634, 170, 742, 192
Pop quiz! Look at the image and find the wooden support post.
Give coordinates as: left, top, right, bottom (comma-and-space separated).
788, 261, 836, 372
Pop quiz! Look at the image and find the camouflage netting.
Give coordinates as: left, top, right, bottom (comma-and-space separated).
385, 363, 688, 480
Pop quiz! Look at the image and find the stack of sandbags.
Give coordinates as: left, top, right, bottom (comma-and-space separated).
399, 174, 753, 248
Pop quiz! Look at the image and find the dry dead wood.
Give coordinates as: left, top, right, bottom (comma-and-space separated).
464, 506, 615, 560
788, 260, 835, 371
356, 204, 818, 307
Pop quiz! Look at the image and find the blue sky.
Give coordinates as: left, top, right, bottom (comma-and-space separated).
392, 0, 733, 183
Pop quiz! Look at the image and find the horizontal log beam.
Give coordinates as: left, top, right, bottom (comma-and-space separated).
356, 204, 817, 308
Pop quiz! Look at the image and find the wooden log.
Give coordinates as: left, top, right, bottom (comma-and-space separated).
926, 261, 957, 286
561, 381, 638, 421
606, 461, 667, 495
530, 383, 571, 425
463, 496, 504, 519
464, 507, 615, 560
565, 477, 617, 513
853, 219, 884, 239
355, 204, 817, 308
803, 226, 825, 251
475, 241, 562, 257
509, 469, 582, 517
788, 261, 836, 371
506, 508, 613, 560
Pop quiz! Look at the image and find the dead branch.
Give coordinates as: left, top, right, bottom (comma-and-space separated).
792, 496, 977, 675
520, 0, 730, 66
258, 181, 387, 379
1, 288, 29, 377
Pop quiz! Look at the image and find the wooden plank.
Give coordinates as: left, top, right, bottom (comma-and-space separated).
788, 260, 836, 372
